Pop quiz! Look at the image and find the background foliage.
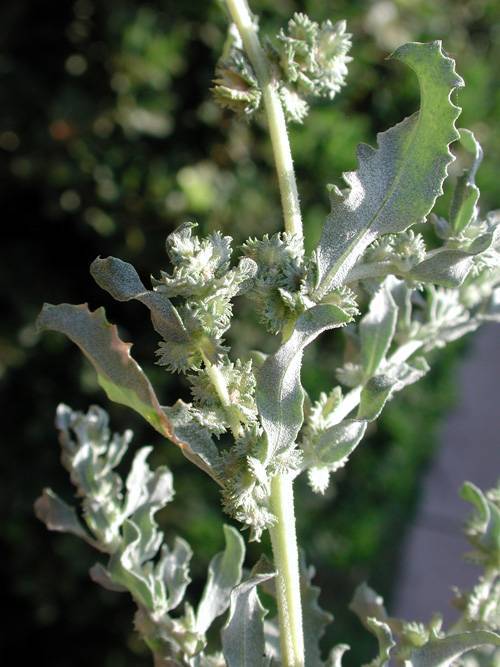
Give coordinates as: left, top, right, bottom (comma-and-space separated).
1, 0, 498, 664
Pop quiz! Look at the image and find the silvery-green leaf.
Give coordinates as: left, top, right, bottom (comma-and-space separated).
37, 303, 220, 481
449, 128, 483, 234
461, 482, 500, 560
257, 304, 352, 458
365, 617, 396, 667
309, 419, 367, 468
360, 281, 398, 380
314, 41, 463, 296
157, 536, 193, 612
393, 358, 430, 390
124, 447, 155, 518
356, 358, 429, 422
263, 620, 280, 662
326, 644, 350, 667
358, 375, 397, 422
350, 582, 389, 625
89, 562, 127, 592
34, 488, 99, 548
37, 304, 170, 435
407, 630, 500, 667
299, 553, 333, 667
221, 572, 274, 667
390, 279, 413, 332
91, 256, 221, 369
409, 233, 494, 287
108, 519, 158, 611
196, 525, 245, 633
163, 402, 222, 483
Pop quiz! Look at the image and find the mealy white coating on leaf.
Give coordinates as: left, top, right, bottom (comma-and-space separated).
407, 630, 500, 667
314, 41, 464, 297
257, 304, 352, 461
196, 525, 245, 633
221, 572, 275, 667
360, 279, 398, 380
298, 553, 333, 667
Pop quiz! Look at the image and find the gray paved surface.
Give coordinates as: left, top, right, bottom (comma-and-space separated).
393, 323, 500, 624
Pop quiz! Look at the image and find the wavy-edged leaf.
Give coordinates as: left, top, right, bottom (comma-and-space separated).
314, 41, 463, 296
327, 644, 350, 667
196, 525, 245, 633
449, 128, 483, 234
257, 304, 352, 457
37, 303, 221, 481
299, 553, 333, 667
407, 630, 500, 667
360, 281, 398, 379
156, 537, 192, 612
91, 256, 222, 369
34, 488, 99, 548
221, 572, 274, 667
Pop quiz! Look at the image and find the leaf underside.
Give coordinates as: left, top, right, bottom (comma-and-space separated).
37, 303, 221, 481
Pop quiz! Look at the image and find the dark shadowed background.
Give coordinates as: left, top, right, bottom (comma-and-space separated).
1, 0, 499, 664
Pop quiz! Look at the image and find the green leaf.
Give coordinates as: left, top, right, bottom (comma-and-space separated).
196, 525, 245, 633
299, 553, 333, 667
257, 304, 352, 458
358, 375, 397, 422
449, 128, 483, 234
34, 488, 99, 548
360, 281, 398, 379
91, 256, 221, 371
308, 419, 367, 468
37, 303, 221, 481
408, 630, 500, 667
221, 572, 274, 667
409, 232, 495, 287
314, 41, 463, 296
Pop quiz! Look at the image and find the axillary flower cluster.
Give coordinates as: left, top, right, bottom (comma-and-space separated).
36, 1, 500, 666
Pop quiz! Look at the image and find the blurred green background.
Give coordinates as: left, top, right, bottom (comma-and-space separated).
1, 0, 498, 664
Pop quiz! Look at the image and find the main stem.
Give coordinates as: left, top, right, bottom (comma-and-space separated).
225, 0, 303, 241
224, 2, 305, 664
269, 474, 304, 667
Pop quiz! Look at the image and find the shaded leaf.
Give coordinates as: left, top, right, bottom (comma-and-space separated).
221, 572, 275, 667
196, 525, 245, 633
360, 282, 398, 379
449, 128, 483, 234
34, 488, 98, 548
157, 537, 193, 612
408, 630, 500, 667
358, 375, 397, 422
37, 303, 221, 481
89, 562, 127, 592
257, 304, 352, 458
409, 232, 494, 287
314, 42, 463, 296
299, 553, 333, 667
